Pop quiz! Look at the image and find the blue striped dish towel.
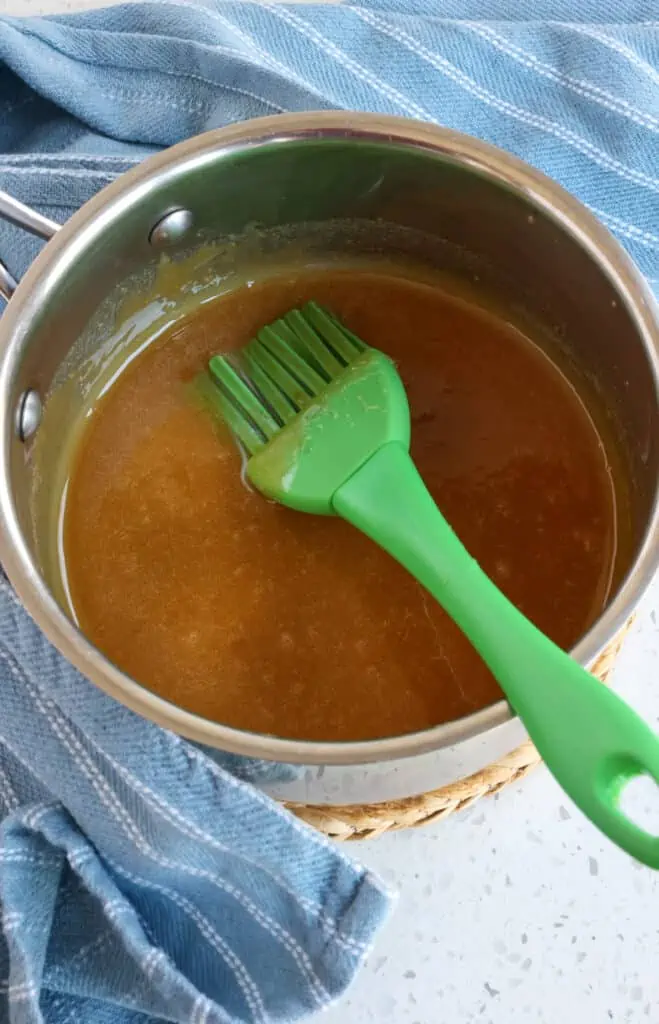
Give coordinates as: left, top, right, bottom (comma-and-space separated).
0, 2, 657, 1022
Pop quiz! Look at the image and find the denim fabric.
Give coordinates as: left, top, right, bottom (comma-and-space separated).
0, 2, 657, 1022
0, 571, 392, 1024
0, 2, 657, 291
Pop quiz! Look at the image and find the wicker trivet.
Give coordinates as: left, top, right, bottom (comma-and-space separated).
284, 622, 632, 840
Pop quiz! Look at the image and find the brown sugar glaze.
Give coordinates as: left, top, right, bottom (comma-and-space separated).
63, 268, 619, 741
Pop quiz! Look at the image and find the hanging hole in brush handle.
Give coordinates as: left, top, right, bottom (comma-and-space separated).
619, 774, 659, 835
0, 189, 60, 302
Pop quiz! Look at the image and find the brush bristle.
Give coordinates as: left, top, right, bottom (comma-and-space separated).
206, 302, 367, 455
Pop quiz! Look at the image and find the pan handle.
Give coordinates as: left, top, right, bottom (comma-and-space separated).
0, 262, 17, 302
0, 189, 60, 302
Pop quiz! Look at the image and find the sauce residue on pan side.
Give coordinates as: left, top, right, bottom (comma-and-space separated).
62, 269, 620, 741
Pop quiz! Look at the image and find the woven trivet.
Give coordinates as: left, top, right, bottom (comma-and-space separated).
284, 621, 632, 840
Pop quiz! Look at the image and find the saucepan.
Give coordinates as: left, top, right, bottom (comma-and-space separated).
0, 113, 657, 811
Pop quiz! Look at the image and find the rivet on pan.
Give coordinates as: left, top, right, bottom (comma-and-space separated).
15, 389, 42, 442
148, 208, 194, 249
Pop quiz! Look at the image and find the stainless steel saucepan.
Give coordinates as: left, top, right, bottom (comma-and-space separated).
0, 113, 657, 799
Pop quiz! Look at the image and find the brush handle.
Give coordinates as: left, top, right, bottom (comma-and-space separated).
333, 441, 659, 868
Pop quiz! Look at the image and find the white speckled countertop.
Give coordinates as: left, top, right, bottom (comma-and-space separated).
2, 1, 659, 1019
323, 597, 659, 1024
320, 583, 659, 1024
